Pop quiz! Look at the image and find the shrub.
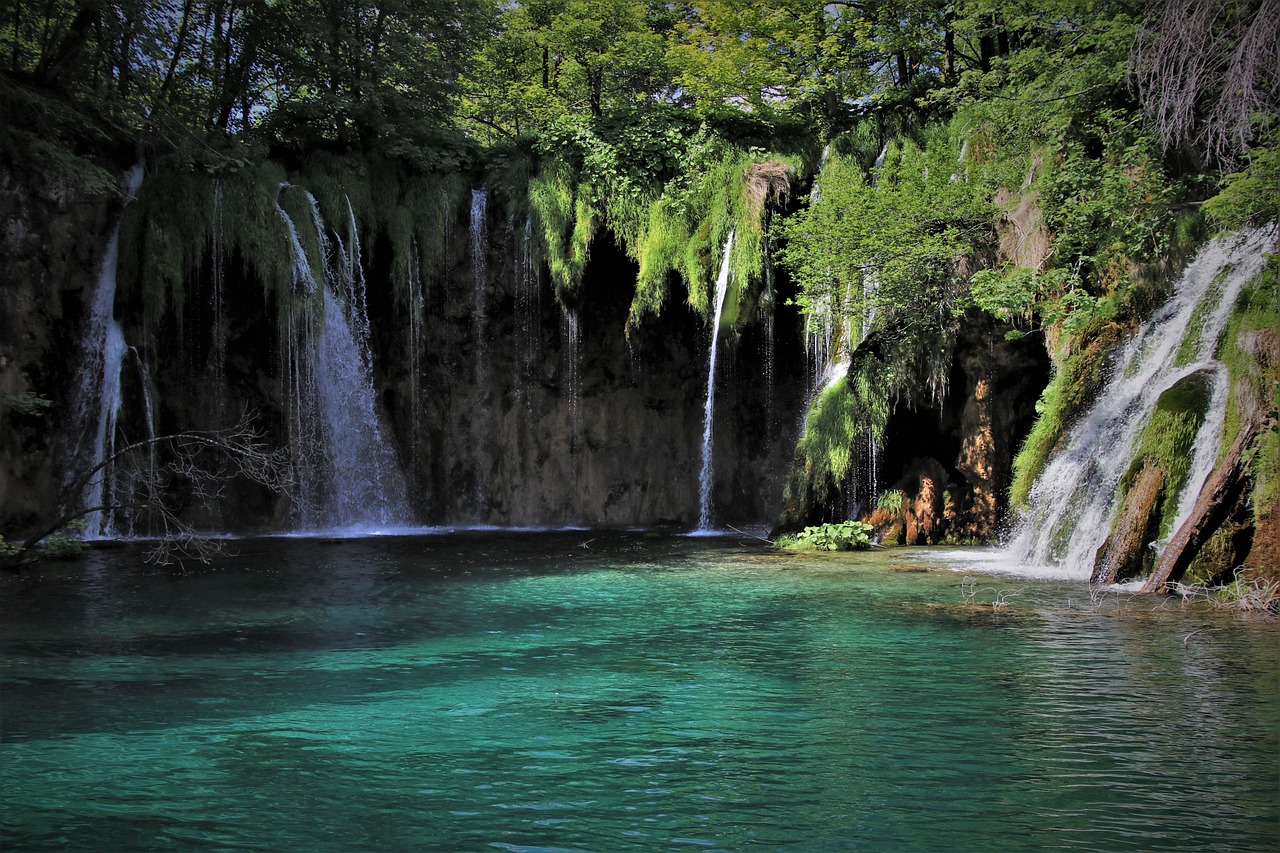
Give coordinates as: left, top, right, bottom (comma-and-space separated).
776, 520, 875, 551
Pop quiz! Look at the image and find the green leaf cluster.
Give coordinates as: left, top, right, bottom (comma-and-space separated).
777, 120, 995, 349
775, 520, 875, 551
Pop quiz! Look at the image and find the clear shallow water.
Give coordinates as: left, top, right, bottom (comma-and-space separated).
2, 534, 1277, 852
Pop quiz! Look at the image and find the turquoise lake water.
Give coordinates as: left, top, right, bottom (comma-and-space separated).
2, 532, 1277, 851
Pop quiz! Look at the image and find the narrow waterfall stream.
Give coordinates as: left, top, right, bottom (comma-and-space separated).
65, 164, 145, 539
697, 232, 734, 531
276, 185, 410, 531
1004, 227, 1276, 576
561, 307, 582, 455
469, 188, 490, 516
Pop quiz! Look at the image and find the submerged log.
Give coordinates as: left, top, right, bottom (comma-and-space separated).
1142, 412, 1264, 593
1093, 460, 1164, 585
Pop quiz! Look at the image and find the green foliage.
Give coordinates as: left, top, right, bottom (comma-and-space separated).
528, 156, 597, 303
775, 520, 875, 551
513, 111, 803, 319
875, 489, 906, 518
777, 120, 995, 346
2, 520, 88, 564
1009, 312, 1130, 507
1041, 132, 1176, 270
37, 520, 88, 561
0, 389, 52, 416
1203, 129, 1280, 231
0, 78, 124, 198
1219, 266, 1280, 533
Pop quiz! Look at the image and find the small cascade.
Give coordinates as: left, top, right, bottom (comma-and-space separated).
469, 189, 490, 515
470, 188, 489, 384
514, 216, 541, 377
1004, 228, 1275, 576
697, 232, 734, 530
561, 307, 583, 454
406, 238, 427, 478
208, 178, 227, 419
761, 236, 777, 438
275, 185, 410, 530
804, 294, 836, 391
66, 164, 145, 539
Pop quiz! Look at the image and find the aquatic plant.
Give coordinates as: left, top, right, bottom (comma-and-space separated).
775, 520, 874, 551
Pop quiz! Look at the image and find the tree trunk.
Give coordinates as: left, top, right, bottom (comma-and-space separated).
1092, 460, 1163, 584
1142, 412, 1263, 593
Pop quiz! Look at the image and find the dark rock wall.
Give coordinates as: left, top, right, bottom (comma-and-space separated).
1, 162, 1047, 539
0, 167, 811, 534
0, 168, 114, 533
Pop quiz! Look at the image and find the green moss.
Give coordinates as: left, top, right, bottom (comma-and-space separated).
1219, 261, 1280, 538
775, 349, 898, 532
529, 158, 597, 304
1127, 371, 1211, 538
1009, 314, 1130, 507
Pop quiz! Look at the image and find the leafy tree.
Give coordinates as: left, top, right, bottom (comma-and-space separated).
261, 0, 495, 150
458, 0, 671, 141
777, 124, 995, 345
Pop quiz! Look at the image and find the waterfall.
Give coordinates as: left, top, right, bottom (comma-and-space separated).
470, 188, 489, 382
761, 234, 777, 438
515, 216, 541, 376
208, 178, 227, 420
469, 188, 490, 516
697, 232, 734, 531
1004, 228, 1275, 576
66, 164, 145, 539
275, 185, 410, 531
561, 307, 583, 454
406, 237, 426, 483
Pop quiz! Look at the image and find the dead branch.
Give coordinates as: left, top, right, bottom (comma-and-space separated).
4, 410, 292, 570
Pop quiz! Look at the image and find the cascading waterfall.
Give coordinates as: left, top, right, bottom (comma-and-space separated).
697, 232, 734, 530
1004, 227, 1276, 576
761, 234, 777, 438
470, 188, 489, 383
66, 164, 145, 539
275, 185, 410, 530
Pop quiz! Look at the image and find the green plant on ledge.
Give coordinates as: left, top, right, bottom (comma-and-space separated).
776, 520, 875, 551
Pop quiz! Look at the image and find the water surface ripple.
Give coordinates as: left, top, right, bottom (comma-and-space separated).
2, 534, 1277, 851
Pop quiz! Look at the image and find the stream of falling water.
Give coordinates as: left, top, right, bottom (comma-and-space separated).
469, 188, 490, 516
66, 164, 145, 539
1003, 227, 1276, 576
561, 307, 582, 458
275, 185, 410, 530
208, 178, 227, 420
697, 232, 734, 531
406, 237, 426, 484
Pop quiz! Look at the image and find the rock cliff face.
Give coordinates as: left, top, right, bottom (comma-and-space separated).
871, 314, 1049, 544
0, 168, 114, 533
0, 163, 812, 535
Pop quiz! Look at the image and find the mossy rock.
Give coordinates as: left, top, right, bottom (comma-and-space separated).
1119, 370, 1212, 539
